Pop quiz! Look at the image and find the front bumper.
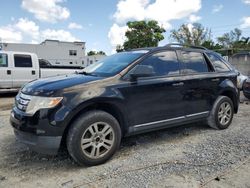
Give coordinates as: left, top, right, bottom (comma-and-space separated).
14, 129, 62, 155
10, 107, 65, 155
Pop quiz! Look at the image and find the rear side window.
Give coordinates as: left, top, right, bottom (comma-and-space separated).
14, 55, 32, 67
181, 51, 208, 74
0, 54, 8, 67
39, 59, 51, 68
206, 53, 230, 72
138, 51, 180, 77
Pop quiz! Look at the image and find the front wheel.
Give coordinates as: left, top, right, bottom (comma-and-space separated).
207, 96, 234, 130
67, 110, 121, 166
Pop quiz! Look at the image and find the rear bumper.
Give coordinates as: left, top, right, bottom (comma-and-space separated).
14, 129, 61, 155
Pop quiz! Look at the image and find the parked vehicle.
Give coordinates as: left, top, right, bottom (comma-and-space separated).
10, 44, 239, 166
243, 78, 250, 99
0, 51, 83, 92
236, 72, 248, 90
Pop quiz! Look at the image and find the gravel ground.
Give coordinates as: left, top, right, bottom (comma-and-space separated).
0, 93, 249, 188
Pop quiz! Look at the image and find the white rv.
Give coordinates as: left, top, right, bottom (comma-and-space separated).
1, 40, 87, 67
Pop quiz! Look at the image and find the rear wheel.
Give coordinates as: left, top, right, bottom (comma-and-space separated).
67, 110, 121, 166
207, 96, 234, 130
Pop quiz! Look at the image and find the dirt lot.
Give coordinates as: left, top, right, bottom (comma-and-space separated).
0, 93, 250, 188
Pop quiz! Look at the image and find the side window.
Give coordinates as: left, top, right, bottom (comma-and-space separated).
69, 50, 77, 56
0, 54, 8, 67
39, 59, 51, 68
181, 51, 208, 74
14, 55, 32, 67
206, 53, 230, 72
138, 51, 180, 77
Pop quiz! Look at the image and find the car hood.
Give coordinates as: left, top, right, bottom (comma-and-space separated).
21, 74, 103, 96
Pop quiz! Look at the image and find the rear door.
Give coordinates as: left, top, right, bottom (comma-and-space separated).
178, 50, 217, 116
0, 53, 12, 89
12, 54, 38, 88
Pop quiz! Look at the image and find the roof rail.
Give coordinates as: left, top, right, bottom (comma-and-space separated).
165, 43, 208, 50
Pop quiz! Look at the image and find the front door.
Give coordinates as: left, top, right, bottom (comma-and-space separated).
118, 50, 188, 130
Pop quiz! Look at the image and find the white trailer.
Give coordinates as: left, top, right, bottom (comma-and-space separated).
1, 40, 87, 67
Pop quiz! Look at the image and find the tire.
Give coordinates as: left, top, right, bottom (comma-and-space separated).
207, 96, 234, 130
67, 110, 121, 166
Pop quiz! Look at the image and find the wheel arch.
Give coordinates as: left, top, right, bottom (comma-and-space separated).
219, 89, 239, 113
61, 98, 128, 146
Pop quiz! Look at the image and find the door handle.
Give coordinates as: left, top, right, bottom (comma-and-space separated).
7, 70, 11, 75
172, 82, 184, 86
211, 78, 220, 82
31, 70, 36, 75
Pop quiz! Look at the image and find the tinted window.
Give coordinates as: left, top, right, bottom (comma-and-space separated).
137, 51, 180, 77
0, 54, 8, 67
14, 55, 32, 67
39, 59, 51, 68
181, 51, 208, 73
207, 53, 230, 72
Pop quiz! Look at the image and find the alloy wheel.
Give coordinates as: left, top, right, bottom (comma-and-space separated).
81, 122, 115, 159
218, 101, 232, 126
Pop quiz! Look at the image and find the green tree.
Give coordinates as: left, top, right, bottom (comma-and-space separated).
116, 44, 124, 52
217, 28, 242, 48
235, 37, 250, 49
201, 40, 223, 50
201, 40, 215, 49
97, 51, 106, 55
241, 37, 250, 46
216, 28, 250, 55
170, 23, 211, 46
87, 51, 96, 56
87, 50, 106, 56
121, 20, 166, 51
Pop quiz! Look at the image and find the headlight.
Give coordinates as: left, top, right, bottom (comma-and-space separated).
25, 96, 63, 115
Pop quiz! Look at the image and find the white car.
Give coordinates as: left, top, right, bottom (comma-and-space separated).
237, 71, 248, 90
0, 51, 83, 92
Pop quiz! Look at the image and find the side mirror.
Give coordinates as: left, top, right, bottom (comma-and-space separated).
129, 65, 154, 81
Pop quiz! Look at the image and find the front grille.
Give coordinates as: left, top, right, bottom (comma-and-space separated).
15, 93, 31, 112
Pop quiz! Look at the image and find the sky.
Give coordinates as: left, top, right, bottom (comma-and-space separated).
0, 0, 250, 54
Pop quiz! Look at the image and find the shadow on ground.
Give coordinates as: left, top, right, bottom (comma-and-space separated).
0, 122, 209, 174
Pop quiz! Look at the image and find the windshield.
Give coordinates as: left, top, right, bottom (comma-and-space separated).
83, 51, 148, 77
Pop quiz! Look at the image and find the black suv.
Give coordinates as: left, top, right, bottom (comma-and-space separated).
10, 44, 239, 166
